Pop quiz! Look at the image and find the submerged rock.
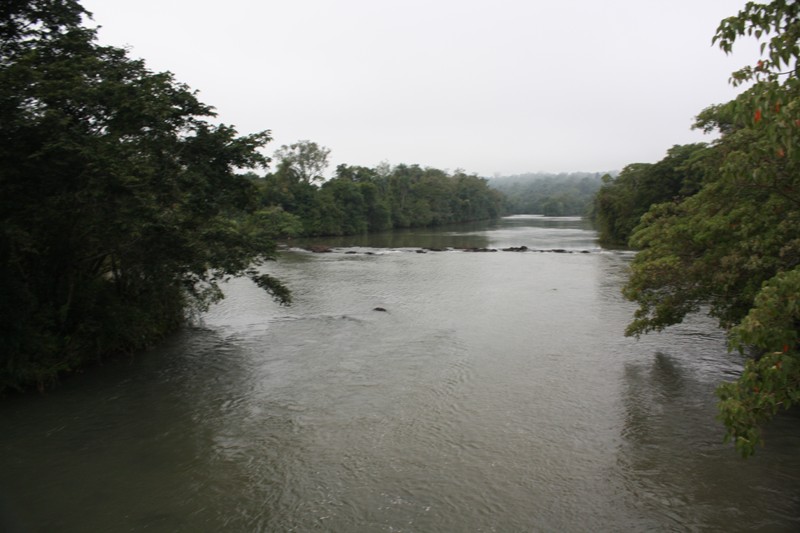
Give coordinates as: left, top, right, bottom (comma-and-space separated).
308, 245, 333, 253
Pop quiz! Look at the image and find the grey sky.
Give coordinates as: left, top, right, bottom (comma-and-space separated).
81, 0, 760, 177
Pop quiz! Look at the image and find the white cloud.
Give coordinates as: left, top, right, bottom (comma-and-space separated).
82, 0, 760, 176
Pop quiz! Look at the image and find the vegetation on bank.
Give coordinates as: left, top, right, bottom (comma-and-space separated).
591, 1, 800, 456
591, 144, 709, 245
252, 143, 503, 238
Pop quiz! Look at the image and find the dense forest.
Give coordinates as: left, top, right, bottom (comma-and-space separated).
251, 141, 503, 238
591, 144, 708, 245
0, 0, 292, 392
488, 172, 605, 216
592, 1, 800, 456
0, 1, 501, 392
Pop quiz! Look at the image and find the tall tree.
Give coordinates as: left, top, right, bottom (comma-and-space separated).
273, 140, 331, 184
0, 0, 288, 391
256, 160, 503, 236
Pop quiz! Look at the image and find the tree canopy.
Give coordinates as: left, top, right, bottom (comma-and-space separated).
0, 0, 288, 391
603, 0, 800, 456
273, 140, 331, 184
253, 160, 503, 238
591, 144, 708, 245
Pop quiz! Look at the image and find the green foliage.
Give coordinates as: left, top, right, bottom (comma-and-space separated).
247, 206, 304, 240
592, 144, 709, 246
714, 0, 800, 85
250, 272, 292, 306
717, 268, 800, 457
254, 161, 503, 237
0, 0, 87, 56
623, 126, 800, 455
273, 140, 331, 184
615, 0, 800, 455
717, 350, 800, 457
622, 136, 800, 336
0, 0, 287, 392
729, 268, 800, 353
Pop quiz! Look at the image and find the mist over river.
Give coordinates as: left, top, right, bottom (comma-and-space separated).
3, 216, 800, 532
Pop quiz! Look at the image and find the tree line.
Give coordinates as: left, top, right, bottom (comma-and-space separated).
251, 142, 503, 238
591, 1, 800, 456
591, 143, 708, 245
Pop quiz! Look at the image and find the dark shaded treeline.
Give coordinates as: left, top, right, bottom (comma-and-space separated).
0, 0, 295, 392
250, 160, 503, 239
590, 143, 709, 245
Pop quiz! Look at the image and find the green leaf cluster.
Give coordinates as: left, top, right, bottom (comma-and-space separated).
719, 268, 800, 456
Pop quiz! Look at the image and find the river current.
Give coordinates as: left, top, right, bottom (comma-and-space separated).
2, 216, 800, 531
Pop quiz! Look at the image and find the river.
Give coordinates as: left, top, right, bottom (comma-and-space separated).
2, 215, 800, 532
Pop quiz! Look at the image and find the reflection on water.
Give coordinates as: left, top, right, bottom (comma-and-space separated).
290, 220, 495, 250
2, 216, 800, 532
618, 327, 800, 530
293, 215, 599, 252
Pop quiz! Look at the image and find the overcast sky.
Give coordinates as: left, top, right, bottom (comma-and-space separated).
81, 0, 760, 177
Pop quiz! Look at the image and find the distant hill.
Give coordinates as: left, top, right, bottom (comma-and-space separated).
488, 171, 615, 216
